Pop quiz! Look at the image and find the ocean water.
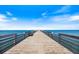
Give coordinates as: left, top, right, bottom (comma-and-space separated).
0, 30, 32, 35
0, 30, 79, 36
46, 30, 79, 36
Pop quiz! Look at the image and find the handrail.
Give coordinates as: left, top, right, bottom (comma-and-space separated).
56, 33, 79, 53
0, 31, 35, 53
0, 34, 15, 38
42, 31, 79, 54
59, 33, 79, 39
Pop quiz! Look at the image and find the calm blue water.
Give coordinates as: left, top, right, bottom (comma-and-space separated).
0, 30, 79, 36
46, 30, 79, 36
0, 30, 32, 35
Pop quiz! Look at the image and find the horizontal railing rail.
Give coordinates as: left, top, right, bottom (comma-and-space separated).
59, 33, 79, 40
42, 31, 79, 54
0, 31, 35, 54
55, 33, 79, 53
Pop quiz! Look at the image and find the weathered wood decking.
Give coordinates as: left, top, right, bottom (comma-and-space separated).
4, 31, 72, 54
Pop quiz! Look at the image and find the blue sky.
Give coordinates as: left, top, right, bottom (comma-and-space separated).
0, 5, 79, 30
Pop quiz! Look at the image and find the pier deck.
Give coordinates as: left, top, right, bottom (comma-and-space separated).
4, 31, 72, 54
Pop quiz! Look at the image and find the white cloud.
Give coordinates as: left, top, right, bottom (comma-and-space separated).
6, 11, 12, 16
0, 14, 8, 22
70, 15, 79, 21
0, 13, 18, 22
0, 19, 79, 30
41, 12, 48, 17
54, 6, 71, 14
0, 23, 79, 30
49, 14, 79, 23
0, 14, 6, 18
0, 13, 79, 30
12, 17, 17, 21
49, 14, 70, 22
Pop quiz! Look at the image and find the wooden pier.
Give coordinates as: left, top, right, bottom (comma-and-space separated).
4, 31, 72, 54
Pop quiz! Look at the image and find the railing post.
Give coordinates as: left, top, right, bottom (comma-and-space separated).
24, 32, 26, 39
13, 34, 17, 45
58, 33, 62, 43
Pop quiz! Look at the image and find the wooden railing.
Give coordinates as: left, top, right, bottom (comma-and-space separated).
0, 31, 35, 54
59, 33, 79, 39
42, 31, 79, 54
58, 33, 79, 53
